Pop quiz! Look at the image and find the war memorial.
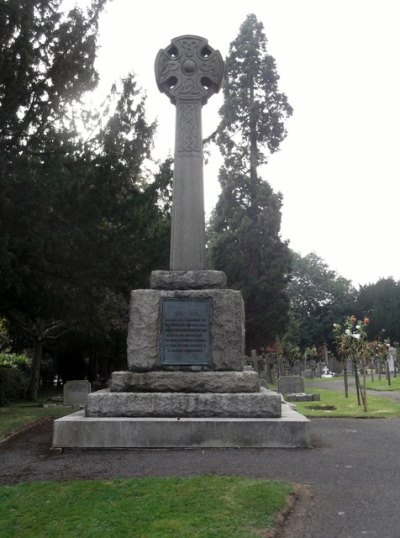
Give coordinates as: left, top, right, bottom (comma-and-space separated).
53, 35, 310, 449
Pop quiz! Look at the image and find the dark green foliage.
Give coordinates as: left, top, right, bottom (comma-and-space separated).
0, 367, 30, 406
217, 14, 293, 172
208, 14, 292, 351
208, 171, 292, 350
0, 0, 171, 398
0, 0, 106, 156
287, 252, 357, 350
355, 278, 400, 342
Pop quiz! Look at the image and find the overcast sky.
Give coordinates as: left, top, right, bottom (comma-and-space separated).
83, 0, 400, 287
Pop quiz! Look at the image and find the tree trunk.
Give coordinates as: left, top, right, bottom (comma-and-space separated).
362, 356, 368, 413
354, 360, 361, 406
27, 337, 43, 400
343, 359, 349, 398
249, 77, 258, 183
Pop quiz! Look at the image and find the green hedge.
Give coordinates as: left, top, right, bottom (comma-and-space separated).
0, 367, 30, 406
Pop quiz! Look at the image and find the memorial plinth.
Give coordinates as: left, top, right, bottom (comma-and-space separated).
84, 269, 282, 420
127, 287, 244, 372
53, 35, 310, 449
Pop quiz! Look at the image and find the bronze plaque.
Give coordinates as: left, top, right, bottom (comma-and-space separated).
161, 298, 211, 366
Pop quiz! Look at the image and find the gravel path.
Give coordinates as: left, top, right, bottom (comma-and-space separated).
1, 416, 400, 537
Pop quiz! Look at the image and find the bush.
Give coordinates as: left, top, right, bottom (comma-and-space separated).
0, 353, 30, 370
0, 354, 31, 405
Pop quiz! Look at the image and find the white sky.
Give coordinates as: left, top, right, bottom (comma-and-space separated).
83, 0, 400, 287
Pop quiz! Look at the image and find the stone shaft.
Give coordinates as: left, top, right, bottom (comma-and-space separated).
171, 100, 205, 270
155, 35, 223, 271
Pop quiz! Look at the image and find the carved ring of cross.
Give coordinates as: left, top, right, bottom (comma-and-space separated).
155, 35, 224, 105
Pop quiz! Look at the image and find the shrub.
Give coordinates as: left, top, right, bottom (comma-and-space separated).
0, 354, 31, 405
0, 353, 30, 370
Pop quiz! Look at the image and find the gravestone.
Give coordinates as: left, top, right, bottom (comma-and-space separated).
278, 375, 320, 403
53, 35, 310, 449
387, 347, 396, 373
278, 375, 304, 394
63, 380, 91, 407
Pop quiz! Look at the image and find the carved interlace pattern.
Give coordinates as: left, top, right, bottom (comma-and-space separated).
177, 103, 201, 152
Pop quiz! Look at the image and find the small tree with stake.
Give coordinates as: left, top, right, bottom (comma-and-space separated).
334, 316, 370, 411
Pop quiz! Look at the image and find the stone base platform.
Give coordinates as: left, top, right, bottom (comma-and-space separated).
86, 388, 281, 418
52, 403, 311, 448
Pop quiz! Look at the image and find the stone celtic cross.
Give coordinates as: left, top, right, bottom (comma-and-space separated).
155, 35, 224, 271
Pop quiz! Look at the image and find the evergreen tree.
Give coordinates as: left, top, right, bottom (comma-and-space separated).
208, 14, 293, 351
0, 1, 171, 398
216, 13, 293, 175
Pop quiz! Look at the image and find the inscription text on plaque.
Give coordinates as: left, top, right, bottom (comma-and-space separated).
161, 298, 211, 366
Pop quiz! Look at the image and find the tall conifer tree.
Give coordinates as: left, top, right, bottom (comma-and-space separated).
0, 1, 171, 398
208, 14, 293, 350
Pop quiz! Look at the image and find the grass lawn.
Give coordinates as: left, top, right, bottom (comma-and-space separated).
296, 388, 400, 418
366, 376, 400, 391
0, 476, 293, 538
0, 401, 71, 441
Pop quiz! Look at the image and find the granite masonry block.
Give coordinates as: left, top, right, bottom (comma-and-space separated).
111, 370, 260, 393
127, 289, 245, 372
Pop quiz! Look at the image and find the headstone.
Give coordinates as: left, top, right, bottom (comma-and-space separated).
63, 380, 91, 407
387, 347, 396, 373
321, 365, 333, 378
291, 362, 301, 375
278, 375, 320, 403
278, 375, 304, 394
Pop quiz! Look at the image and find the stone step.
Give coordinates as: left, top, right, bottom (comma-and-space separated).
111, 370, 260, 393
86, 388, 281, 418
53, 404, 311, 448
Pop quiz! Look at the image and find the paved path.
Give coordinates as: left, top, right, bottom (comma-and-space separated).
1, 416, 400, 537
306, 376, 400, 402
